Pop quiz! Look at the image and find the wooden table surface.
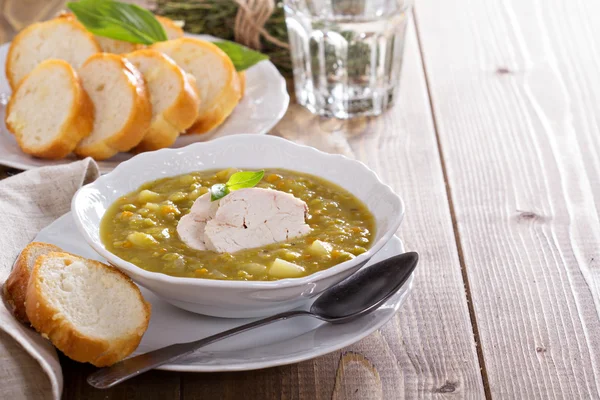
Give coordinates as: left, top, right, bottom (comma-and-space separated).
2, 0, 600, 398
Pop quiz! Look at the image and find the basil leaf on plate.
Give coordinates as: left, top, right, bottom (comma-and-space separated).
213, 41, 269, 71
67, 0, 167, 45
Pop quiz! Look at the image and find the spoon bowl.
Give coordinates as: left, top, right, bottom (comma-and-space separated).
88, 251, 419, 389
311, 252, 418, 322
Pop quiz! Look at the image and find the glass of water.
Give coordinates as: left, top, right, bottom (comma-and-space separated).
284, 0, 413, 119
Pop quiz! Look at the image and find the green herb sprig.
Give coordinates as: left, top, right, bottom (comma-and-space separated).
67, 0, 268, 71
210, 170, 265, 202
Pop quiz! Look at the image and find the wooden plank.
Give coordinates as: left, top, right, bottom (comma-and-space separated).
183, 21, 485, 400
61, 355, 180, 400
415, 0, 600, 397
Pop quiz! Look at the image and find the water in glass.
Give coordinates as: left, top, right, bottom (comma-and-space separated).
284, 0, 412, 118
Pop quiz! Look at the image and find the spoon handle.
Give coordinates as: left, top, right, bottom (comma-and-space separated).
87, 309, 312, 389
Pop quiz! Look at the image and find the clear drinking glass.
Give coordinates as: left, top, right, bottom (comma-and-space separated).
284, 0, 413, 119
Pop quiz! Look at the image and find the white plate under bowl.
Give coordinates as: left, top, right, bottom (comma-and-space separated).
35, 213, 412, 372
0, 34, 289, 173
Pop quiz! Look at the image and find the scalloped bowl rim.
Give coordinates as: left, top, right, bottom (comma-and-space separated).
71, 134, 405, 290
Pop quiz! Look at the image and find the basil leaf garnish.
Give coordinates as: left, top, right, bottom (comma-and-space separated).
210, 170, 265, 201
67, 0, 167, 44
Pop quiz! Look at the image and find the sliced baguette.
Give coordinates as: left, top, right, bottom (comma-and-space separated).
75, 53, 152, 160
126, 49, 200, 152
25, 252, 151, 367
5, 59, 94, 159
3, 242, 62, 324
6, 18, 100, 90
152, 38, 242, 134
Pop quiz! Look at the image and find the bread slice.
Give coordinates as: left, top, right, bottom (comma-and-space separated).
5, 59, 94, 159
75, 53, 152, 160
3, 242, 63, 324
5, 18, 100, 90
25, 252, 151, 367
152, 38, 242, 134
126, 49, 200, 152
156, 16, 185, 40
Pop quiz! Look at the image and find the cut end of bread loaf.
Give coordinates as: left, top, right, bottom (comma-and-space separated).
5, 59, 94, 159
152, 38, 242, 135
26, 252, 151, 367
126, 49, 200, 152
4, 242, 63, 324
75, 53, 152, 160
6, 18, 100, 90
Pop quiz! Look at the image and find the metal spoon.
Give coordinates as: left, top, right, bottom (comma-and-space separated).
88, 251, 419, 389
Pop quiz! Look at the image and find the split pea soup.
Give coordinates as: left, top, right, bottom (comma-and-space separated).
100, 168, 376, 281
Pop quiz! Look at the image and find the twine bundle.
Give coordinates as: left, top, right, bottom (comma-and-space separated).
156, 0, 292, 75
233, 0, 288, 49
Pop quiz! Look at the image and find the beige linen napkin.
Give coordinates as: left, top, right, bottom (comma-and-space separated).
0, 159, 99, 400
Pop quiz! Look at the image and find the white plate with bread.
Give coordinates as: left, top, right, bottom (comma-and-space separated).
0, 15, 288, 173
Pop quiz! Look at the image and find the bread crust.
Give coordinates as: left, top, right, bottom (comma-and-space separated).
186, 68, 241, 134
155, 16, 184, 39
3, 242, 62, 324
5, 59, 95, 159
25, 252, 152, 367
163, 60, 202, 133
6, 18, 100, 90
75, 53, 152, 160
134, 115, 180, 153
152, 38, 242, 135
126, 49, 200, 152
238, 71, 246, 98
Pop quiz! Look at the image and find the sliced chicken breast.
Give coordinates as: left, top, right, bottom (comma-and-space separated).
177, 188, 311, 253
176, 193, 219, 251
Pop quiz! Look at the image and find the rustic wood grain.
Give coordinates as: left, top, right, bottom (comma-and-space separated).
60, 355, 181, 399
182, 21, 485, 400
415, 0, 600, 398
0, 1, 487, 399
